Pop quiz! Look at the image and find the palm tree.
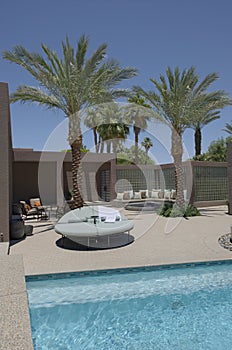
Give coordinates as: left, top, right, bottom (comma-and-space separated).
3, 35, 137, 208
97, 123, 129, 153
141, 137, 153, 163
189, 88, 231, 157
191, 111, 220, 157
127, 93, 151, 163
223, 121, 232, 135
84, 107, 103, 153
134, 66, 231, 207
94, 102, 130, 153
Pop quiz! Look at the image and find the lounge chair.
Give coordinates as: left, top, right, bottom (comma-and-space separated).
29, 198, 49, 220
19, 201, 40, 220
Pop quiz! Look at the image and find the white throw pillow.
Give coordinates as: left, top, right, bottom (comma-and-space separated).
116, 192, 124, 200
164, 190, 171, 200
171, 189, 176, 199
134, 191, 141, 199
151, 190, 159, 199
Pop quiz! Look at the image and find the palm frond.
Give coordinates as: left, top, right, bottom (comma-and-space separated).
75, 34, 89, 70
10, 85, 68, 113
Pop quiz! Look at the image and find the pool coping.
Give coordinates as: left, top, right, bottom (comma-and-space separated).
26, 258, 232, 281
0, 254, 33, 350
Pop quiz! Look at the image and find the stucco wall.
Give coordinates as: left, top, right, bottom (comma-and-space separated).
0, 83, 13, 242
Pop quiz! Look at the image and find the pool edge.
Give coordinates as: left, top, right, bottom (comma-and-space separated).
26, 258, 232, 282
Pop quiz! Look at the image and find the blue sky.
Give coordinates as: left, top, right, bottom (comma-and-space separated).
1, 0, 232, 163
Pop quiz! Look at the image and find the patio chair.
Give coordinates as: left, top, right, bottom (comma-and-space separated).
29, 198, 49, 220
19, 201, 40, 220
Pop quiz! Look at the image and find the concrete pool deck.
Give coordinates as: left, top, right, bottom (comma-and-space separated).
9, 205, 232, 275
1, 205, 232, 349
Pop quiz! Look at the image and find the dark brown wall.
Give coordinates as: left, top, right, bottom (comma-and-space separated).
0, 83, 13, 242
13, 162, 39, 202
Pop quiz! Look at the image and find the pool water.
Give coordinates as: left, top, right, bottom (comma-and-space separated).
26, 262, 232, 350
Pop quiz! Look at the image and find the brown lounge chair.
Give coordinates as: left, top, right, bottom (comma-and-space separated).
20, 198, 48, 220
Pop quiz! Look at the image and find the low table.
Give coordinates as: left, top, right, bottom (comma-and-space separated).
54, 206, 134, 248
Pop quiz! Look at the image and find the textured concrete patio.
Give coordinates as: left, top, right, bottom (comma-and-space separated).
10, 205, 232, 275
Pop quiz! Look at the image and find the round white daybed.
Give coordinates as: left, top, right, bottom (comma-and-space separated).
54, 206, 134, 248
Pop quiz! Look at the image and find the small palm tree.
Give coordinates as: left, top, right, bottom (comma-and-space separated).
141, 137, 153, 163
3, 36, 137, 208
223, 121, 232, 135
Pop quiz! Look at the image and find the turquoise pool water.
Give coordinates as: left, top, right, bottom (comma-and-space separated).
27, 261, 232, 350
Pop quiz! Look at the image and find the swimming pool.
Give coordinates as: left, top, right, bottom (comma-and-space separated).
26, 261, 232, 350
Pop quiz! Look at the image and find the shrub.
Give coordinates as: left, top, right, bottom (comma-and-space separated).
159, 203, 201, 217
184, 204, 201, 217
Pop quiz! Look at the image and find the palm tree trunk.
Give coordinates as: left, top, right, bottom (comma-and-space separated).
106, 140, 111, 153
195, 126, 201, 156
71, 137, 84, 209
100, 140, 104, 153
93, 127, 99, 153
112, 139, 117, 153
134, 126, 140, 163
69, 112, 84, 209
145, 149, 148, 164
171, 130, 185, 208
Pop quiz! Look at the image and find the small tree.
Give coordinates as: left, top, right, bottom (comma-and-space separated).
193, 136, 232, 162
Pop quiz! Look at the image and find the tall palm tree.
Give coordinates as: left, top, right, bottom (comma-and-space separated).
223, 121, 232, 135
127, 93, 151, 163
134, 66, 231, 207
3, 35, 137, 208
141, 137, 153, 164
